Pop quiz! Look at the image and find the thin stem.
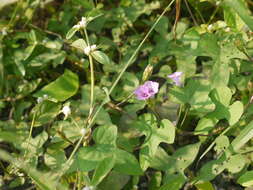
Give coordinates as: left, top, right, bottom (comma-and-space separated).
24, 111, 36, 158
176, 104, 183, 126
207, 6, 219, 25
179, 106, 189, 128
88, 55, 95, 117
184, 0, 198, 26
116, 92, 134, 106
84, 29, 95, 117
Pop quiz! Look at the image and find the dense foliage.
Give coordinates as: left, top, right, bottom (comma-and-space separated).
1, 0, 253, 189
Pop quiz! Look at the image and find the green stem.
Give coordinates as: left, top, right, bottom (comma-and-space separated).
24, 111, 36, 158
88, 55, 94, 117
84, 29, 95, 117
207, 6, 219, 25
179, 106, 189, 128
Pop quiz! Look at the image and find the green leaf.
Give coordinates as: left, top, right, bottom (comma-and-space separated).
93, 125, 117, 145
71, 39, 87, 50
210, 86, 232, 107
196, 121, 253, 182
223, 5, 244, 30
34, 69, 79, 102
149, 147, 171, 171
66, 26, 79, 40
98, 171, 130, 190
91, 155, 115, 186
167, 142, 201, 174
225, 154, 245, 173
137, 115, 175, 170
214, 135, 230, 154
231, 120, 253, 151
114, 149, 143, 175
194, 115, 218, 135
0, 149, 67, 190
210, 60, 230, 88
148, 172, 162, 190
195, 154, 227, 182
160, 173, 186, 190
227, 101, 244, 125
170, 79, 214, 112
44, 149, 67, 170
238, 171, 253, 187
77, 144, 115, 171
91, 50, 111, 64
197, 33, 220, 59
195, 181, 215, 190
224, 0, 253, 31
32, 101, 61, 126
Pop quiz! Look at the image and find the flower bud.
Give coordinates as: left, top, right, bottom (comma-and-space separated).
142, 64, 153, 82
62, 105, 71, 119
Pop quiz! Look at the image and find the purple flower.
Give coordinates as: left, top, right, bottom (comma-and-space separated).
134, 81, 159, 100
168, 71, 183, 86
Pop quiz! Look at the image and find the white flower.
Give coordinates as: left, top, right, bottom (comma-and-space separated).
79, 17, 88, 28
224, 27, 231, 32
1, 27, 7, 36
62, 105, 71, 119
207, 24, 213, 31
80, 128, 87, 135
37, 97, 43, 103
82, 186, 94, 190
74, 17, 88, 30
37, 94, 49, 103
84, 44, 97, 55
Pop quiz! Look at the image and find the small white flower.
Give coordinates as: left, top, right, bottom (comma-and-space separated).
37, 94, 49, 103
80, 128, 87, 135
82, 186, 94, 190
216, 1, 221, 6
79, 17, 88, 28
84, 46, 91, 55
224, 27, 231, 32
62, 105, 71, 119
1, 27, 7, 36
250, 96, 253, 103
73, 17, 88, 30
37, 97, 43, 103
90, 44, 97, 51
207, 24, 213, 31
84, 44, 97, 55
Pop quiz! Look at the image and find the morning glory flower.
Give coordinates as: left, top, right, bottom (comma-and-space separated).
168, 71, 183, 86
134, 81, 159, 100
